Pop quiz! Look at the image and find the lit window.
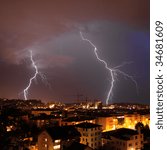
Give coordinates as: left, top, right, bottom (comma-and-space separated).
55, 140, 60, 143
45, 138, 47, 142
53, 145, 60, 149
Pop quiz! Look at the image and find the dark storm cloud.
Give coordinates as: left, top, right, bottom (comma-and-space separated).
0, 0, 149, 103
0, 0, 149, 63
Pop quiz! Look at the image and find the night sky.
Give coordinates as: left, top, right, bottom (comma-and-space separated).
0, 0, 149, 104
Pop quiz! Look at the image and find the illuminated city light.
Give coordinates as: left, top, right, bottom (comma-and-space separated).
53, 145, 60, 149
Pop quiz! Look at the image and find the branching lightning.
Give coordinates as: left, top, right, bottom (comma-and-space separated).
23, 50, 38, 100
80, 32, 138, 105
21, 50, 51, 100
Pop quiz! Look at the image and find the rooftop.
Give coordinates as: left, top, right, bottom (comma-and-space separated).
65, 141, 93, 150
75, 122, 101, 129
62, 116, 95, 122
45, 126, 80, 140
30, 115, 60, 120
102, 128, 138, 141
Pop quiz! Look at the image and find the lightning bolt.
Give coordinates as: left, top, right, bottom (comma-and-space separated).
80, 32, 138, 105
23, 50, 39, 100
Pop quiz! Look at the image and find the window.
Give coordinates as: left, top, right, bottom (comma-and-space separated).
83, 138, 84, 141
91, 138, 93, 142
86, 138, 87, 142
129, 143, 132, 147
53, 145, 60, 149
55, 140, 60, 143
136, 142, 138, 145
91, 143, 93, 147
135, 135, 138, 139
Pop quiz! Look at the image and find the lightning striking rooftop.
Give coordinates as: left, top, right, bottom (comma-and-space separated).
80, 32, 138, 105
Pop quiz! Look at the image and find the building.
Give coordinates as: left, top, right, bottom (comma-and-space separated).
76, 122, 102, 149
123, 113, 150, 129
62, 116, 96, 126
94, 101, 102, 109
31, 109, 53, 116
38, 126, 81, 150
96, 116, 118, 131
30, 115, 61, 128
102, 128, 144, 150
140, 114, 150, 127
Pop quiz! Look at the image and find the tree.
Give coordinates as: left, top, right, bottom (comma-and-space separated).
135, 122, 144, 131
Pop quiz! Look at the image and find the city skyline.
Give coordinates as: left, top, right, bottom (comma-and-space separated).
0, 0, 149, 104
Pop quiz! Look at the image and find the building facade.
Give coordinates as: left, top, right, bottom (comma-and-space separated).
38, 126, 80, 150
102, 128, 144, 150
76, 122, 102, 149
124, 113, 150, 129
96, 116, 118, 131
